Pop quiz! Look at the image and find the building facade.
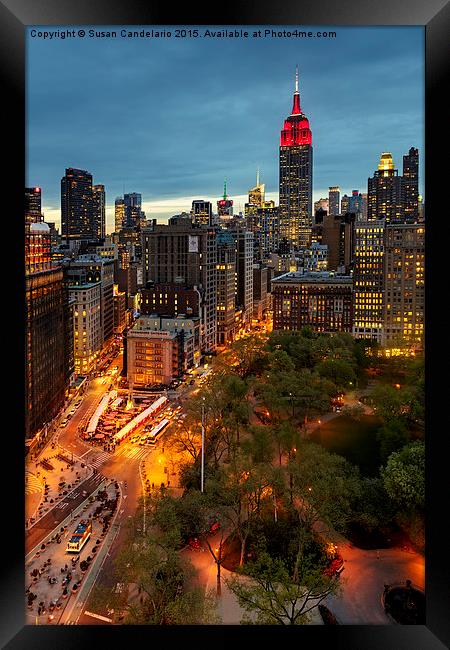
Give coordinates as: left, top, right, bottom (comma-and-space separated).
272, 271, 353, 333
69, 281, 102, 375
92, 184, 106, 240
216, 230, 237, 345
328, 187, 340, 216
383, 223, 424, 349
367, 153, 403, 223
279, 68, 313, 250
61, 168, 94, 241
352, 220, 385, 342
142, 216, 217, 353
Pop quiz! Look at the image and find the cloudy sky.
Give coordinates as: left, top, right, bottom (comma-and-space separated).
26, 25, 424, 232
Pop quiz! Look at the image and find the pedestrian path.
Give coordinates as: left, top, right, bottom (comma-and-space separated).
85, 451, 112, 470
25, 471, 42, 495
115, 446, 149, 461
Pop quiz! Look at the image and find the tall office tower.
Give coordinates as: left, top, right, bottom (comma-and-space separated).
402, 147, 419, 223
328, 187, 340, 216
115, 197, 126, 232
63, 255, 115, 345
25, 186, 42, 223
230, 226, 254, 329
348, 190, 364, 215
124, 192, 144, 229
314, 197, 329, 215
418, 195, 424, 223
92, 184, 106, 239
25, 215, 74, 438
69, 280, 102, 375
279, 67, 313, 250
383, 223, 424, 349
142, 216, 217, 353
352, 220, 385, 343
248, 169, 265, 208
367, 153, 403, 222
341, 194, 350, 215
216, 230, 237, 345
253, 262, 269, 322
217, 180, 234, 217
191, 200, 213, 226
61, 168, 94, 241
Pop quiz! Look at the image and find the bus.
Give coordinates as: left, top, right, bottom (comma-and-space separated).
66, 520, 92, 553
146, 418, 170, 445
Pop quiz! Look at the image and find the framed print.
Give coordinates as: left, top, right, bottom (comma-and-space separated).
1, 0, 449, 648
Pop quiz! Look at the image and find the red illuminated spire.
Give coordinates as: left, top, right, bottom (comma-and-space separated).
280, 67, 312, 147
292, 65, 301, 115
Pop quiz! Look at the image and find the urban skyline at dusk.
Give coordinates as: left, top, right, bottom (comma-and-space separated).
27, 25, 424, 231
24, 23, 426, 628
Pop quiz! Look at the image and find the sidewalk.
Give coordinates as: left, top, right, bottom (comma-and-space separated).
26, 445, 93, 529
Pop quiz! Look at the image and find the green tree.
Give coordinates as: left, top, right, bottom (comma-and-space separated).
226, 551, 341, 625
376, 419, 410, 464
315, 358, 356, 391
381, 441, 425, 510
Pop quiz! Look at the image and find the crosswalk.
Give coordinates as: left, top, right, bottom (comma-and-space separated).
25, 471, 42, 495
86, 451, 112, 470
85, 445, 149, 469
115, 446, 149, 461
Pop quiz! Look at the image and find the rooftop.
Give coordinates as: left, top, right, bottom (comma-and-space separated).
271, 271, 352, 285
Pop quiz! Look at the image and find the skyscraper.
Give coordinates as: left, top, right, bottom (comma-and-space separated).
402, 147, 419, 223
216, 230, 237, 345
328, 187, 340, 216
92, 184, 106, 239
279, 67, 313, 250
383, 223, 424, 349
367, 153, 403, 222
248, 169, 265, 208
352, 220, 385, 342
348, 190, 364, 215
115, 197, 126, 232
142, 216, 217, 353
217, 180, 234, 218
124, 192, 143, 229
191, 200, 213, 226
61, 168, 94, 241
25, 186, 42, 223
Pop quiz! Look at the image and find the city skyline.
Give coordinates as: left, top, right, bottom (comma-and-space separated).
26, 25, 424, 232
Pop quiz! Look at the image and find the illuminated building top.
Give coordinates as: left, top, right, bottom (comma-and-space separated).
280, 65, 312, 147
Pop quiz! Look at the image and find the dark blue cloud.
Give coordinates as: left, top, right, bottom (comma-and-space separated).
26, 25, 424, 225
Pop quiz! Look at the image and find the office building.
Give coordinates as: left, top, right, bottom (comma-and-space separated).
328, 187, 340, 216
279, 67, 313, 249
69, 281, 102, 375
217, 180, 234, 218
367, 153, 403, 223
25, 186, 42, 223
191, 200, 213, 226
272, 271, 353, 333
142, 216, 217, 353
92, 184, 106, 240
383, 223, 424, 349
61, 168, 94, 241
126, 319, 189, 387
313, 210, 356, 273
216, 230, 237, 345
348, 190, 364, 215
63, 254, 114, 345
402, 147, 419, 223
115, 197, 126, 232
352, 220, 385, 342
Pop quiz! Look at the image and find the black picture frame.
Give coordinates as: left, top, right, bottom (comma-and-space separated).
1, 0, 449, 647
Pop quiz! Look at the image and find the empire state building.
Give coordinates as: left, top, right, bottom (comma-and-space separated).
279, 67, 313, 250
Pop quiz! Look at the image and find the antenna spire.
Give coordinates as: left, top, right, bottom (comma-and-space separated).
295, 65, 299, 93
223, 178, 227, 200
256, 167, 260, 187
